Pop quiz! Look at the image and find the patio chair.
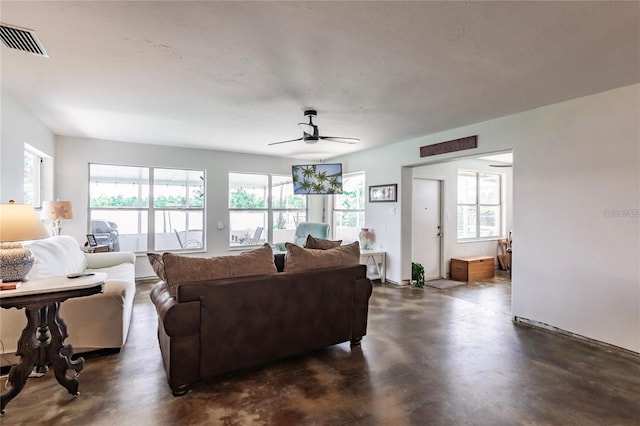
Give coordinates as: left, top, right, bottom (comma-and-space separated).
174, 229, 202, 249
241, 227, 264, 245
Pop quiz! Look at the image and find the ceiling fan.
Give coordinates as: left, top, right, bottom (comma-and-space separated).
269, 109, 360, 146
489, 164, 513, 168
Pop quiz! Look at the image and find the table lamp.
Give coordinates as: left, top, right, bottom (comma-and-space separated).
42, 200, 73, 236
0, 200, 50, 282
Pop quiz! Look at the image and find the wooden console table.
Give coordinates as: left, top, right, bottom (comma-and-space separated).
0, 273, 106, 414
360, 250, 386, 282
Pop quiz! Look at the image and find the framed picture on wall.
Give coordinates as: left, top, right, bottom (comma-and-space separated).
369, 184, 397, 202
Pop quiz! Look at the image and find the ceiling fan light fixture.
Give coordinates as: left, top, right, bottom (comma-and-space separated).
269, 108, 359, 147
299, 123, 316, 134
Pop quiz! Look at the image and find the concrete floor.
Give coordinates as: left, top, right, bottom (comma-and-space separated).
2, 270, 639, 425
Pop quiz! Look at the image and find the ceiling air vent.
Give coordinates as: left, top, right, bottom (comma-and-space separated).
0, 23, 48, 57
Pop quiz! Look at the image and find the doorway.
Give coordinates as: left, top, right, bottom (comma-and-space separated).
411, 178, 442, 280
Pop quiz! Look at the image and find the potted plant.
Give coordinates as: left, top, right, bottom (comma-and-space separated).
412, 262, 425, 288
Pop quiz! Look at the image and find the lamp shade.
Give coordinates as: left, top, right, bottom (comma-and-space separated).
42, 200, 73, 220
0, 201, 49, 282
0, 202, 50, 242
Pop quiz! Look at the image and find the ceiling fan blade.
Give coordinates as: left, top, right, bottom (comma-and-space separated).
271, 110, 358, 148
268, 137, 303, 146
489, 164, 512, 167
319, 136, 360, 144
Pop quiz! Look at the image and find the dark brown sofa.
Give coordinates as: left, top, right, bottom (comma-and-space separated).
150, 258, 372, 395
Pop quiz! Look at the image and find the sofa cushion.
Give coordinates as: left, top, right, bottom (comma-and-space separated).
85, 251, 135, 269
162, 243, 278, 296
284, 241, 360, 273
26, 235, 87, 278
147, 253, 167, 281
304, 235, 342, 250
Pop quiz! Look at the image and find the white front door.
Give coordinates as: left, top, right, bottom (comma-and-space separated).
412, 178, 442, 280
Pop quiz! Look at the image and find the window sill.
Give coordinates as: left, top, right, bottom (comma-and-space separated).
227, 245, 262, 252
457, 237, 504, 244
134, 248, 206, 256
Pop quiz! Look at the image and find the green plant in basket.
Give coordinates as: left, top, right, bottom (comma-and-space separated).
412, 262, 425, 288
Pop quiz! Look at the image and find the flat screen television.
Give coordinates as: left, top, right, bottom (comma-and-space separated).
292, 163, 343, 195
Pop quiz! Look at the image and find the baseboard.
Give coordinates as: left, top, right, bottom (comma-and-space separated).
513, 316, 640, 359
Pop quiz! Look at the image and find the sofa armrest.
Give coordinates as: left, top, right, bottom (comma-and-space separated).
150, 282, 200, 337
85, 251, 135, 269
352, 275, 373, 340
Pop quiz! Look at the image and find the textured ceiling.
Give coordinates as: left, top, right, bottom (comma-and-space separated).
1, 1, 639, 160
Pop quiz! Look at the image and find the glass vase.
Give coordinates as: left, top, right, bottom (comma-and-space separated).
359, 228, 374, 250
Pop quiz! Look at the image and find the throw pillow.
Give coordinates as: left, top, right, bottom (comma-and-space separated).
147, 253, 167, 281
284, 241, 360, 273
162, 243, 277, 296
304, 235, 342, 250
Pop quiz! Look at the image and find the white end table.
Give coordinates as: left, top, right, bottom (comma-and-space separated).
360, 250, 386, 282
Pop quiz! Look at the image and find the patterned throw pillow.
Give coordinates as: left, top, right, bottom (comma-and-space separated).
284, 241, 360, 273
304, 235, 342, 250
160, 244, 278, 296
147, 252, 167, 281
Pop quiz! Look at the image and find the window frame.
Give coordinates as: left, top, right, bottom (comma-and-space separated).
24, 144, 44, 208
330, 171, 366, 243
457, 169, 503, 241
228, 172, 307, 249
88, 163, 206, 253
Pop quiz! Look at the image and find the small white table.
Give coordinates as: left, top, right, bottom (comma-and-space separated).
0, 273, 106, 414
360, 250, 386, 282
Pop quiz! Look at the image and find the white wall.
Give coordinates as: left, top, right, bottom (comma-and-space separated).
1, 90, 55, 203
334, 84, 639, 352
55, 136, 300, 278
413, 158, 513, 276
512, 85, 639, 353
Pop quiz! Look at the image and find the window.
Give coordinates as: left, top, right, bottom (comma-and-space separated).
24, 145, 43, 207
229, 173, 306, 248
89, 164, 205, 252
457, 170, 502, 240
332, 172, 365, 243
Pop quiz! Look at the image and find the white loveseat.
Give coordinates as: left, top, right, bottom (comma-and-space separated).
0, 235, 136, 365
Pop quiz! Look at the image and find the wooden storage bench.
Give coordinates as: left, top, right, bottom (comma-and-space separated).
450, 256, 495, 282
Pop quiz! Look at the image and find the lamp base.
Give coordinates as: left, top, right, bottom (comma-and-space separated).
53, 220, 61, 236
0, 242, 35, 282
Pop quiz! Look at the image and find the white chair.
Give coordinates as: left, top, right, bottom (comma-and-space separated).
241, 226, 264, 245
174, 229, 202, 249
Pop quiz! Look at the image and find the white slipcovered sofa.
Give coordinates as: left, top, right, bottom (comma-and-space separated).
0, 235, 136, 366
